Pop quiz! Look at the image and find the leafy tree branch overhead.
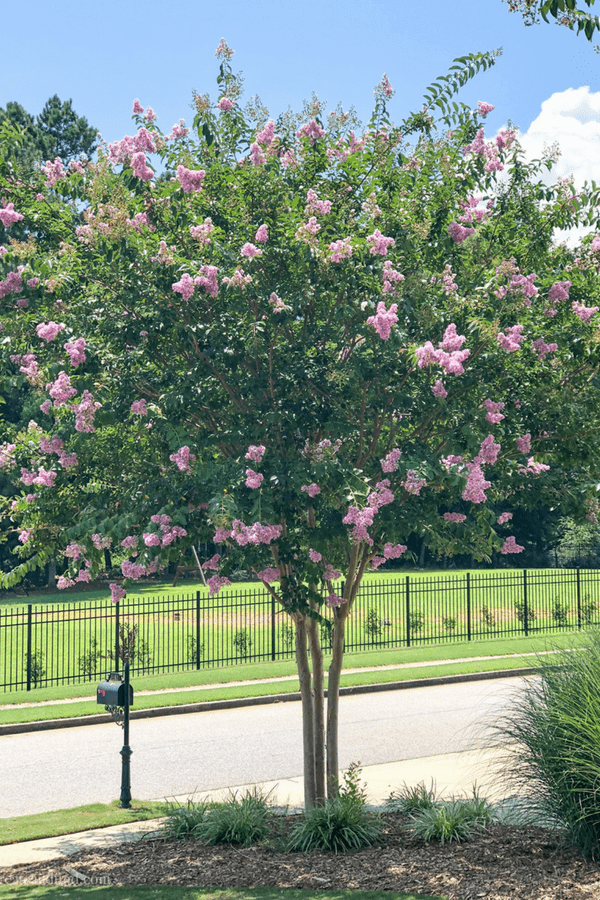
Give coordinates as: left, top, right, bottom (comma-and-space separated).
505, 0, 600, 48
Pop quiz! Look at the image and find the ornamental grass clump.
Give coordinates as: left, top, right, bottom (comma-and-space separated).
196, 788, 276, 847
491, 631, 600, 859
385, 780, 438, 813
407, 787, 497, 844
287, 795, 382, 853
160, 798, 210, 840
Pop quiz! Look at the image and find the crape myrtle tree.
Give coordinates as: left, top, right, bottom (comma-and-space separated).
3, 41, 600, 807
504, 0, 600, 45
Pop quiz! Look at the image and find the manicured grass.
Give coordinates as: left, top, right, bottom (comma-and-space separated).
0, 800, 167, 846
0, 883, 446, 900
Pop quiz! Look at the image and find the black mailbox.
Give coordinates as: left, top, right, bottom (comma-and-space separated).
97, 673, 133, 707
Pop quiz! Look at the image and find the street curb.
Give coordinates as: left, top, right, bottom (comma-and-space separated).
0, 666, 536, 735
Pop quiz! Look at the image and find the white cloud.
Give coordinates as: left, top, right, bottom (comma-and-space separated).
494, 86, 600, 249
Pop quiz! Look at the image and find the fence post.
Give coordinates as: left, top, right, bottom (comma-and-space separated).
114, 600, 120, 672
523, 569, 529, 637
271, 592, 276, 661
577, 568, 582, 629
466, 573, 471, 642
26, 604, 32, 691
196, 591, 201, 668
405, 575, 411, 647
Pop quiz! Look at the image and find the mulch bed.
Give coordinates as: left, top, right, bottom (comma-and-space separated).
2, 813, 600, 899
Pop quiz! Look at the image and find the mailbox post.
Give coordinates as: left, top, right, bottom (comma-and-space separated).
97, 664, 133, 808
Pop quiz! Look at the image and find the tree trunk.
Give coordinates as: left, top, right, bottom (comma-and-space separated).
295, 614, 317, 809
306, 615, 326, 805
326, 607, 346, 798
46, 558, 56, 589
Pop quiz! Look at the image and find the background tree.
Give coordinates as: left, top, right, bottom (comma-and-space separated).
3, 42, 600, 808
0, 95, 97, 169
504, 0, 600, 47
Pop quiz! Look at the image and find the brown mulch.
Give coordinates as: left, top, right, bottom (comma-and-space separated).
1, 813, 600, 899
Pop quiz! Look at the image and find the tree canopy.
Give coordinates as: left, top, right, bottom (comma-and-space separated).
504, 0, 600, 47
3, 41, 600, 805
0, 95, 97, 170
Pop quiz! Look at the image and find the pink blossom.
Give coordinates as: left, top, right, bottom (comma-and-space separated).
241, 242, 262, 259
121, 536, 138, 549
190, 218, 214, 245
519, 457, 551, 475
326, 592, 346, 608
133, 99, 144, 114
245, 468, 264, 489
27, 277, 40, 288
477, 101, 494, 116
572, 301, 599, 322
462, 463, 491, 504
484, 399, 505, 424
343, 505, 376, 544
269, 292, 289, 313
295, 217, 321, 245
64, 542, 86, 560
381, 448, 401, 472
255, 224, 268, 242
500, 536, 524, 555
176, 165, 206, 193
509, 273, 538, 305
431, 380, 448, 398
74, 391, 101, 433
201, 554, 220, 571
301, 483, 320, 498
404, 470, 425, 496
448, 222, 475, 243
110, 583, 126, 603
40, 400, 52, 415
215, 38, 234, 59
231, 520, 282, 546
329, 238, 353, 262
548, 281, 571, 304
497, 512, 513, 525
76, 569, 92, 583
532, 338, 558, 361
47, 371, 77, 407
214, 526, 231, 543
444, 512, 466, 523
305, 189, 332, 216
257, 567, 280, 584
64, 337, 86, 367
0, 443, 16, 468
0, 203, 24, 227
366, 229, 395, 256
477, 434, 501, 465
371, 556, 386, 569
132, 151, 153, 182
195, 265, 219, 298
58, 451, 77, 468
367, 301, 398, 340
217, 97, 235, 111
40, 436, 64, 454
170, 446, 195, 472
497, 324, 525, 352
207, 574, 232, 595
131, 399, 148, 415
382, 260, 404, 294
57, 575, 76, 590
222, 268, 252, 290
42, 157, 65, 187
36, 321, 65, 342
0, 270, 23, 297
92, 533, 112, 550
384, 542, 407, 558
323, 563, 341, 582
151, 514, 171, 526
121, 560, 145, 579
18, 529, 31, 544
590, 235, 600, 253
516, 433, 531, 453
245, 445, 266, 463
172, 273, 195, 300
309, 549, 322, 563
375, 74, 394, 99
296, 120, 326, 144
34, 467, 56, 487
143, 533, 161, 546
11, 353, 39, 379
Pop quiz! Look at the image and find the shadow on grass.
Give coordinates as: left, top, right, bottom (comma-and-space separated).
0, 886, 448, 900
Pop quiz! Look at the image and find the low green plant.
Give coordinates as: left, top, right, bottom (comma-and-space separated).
514, 599, 535, 627
582, 595, 598, 625
409, 611, 425, 634
280, 623, 296, 651
364, 608, 382, 643
480, 605, 496, 631
232, 628, 253, 659
409, 787, 496, 844
552, 599, 569, 628
442, 615, 457, 633
287, 795, 382, 853
338, 761, 368, 805
490, 629, 600, 859
160, 798, 210, 840
385, 780, 437, 813
186, 635, 205, 665
28, 649, 46, 687
197, 789, 274, 847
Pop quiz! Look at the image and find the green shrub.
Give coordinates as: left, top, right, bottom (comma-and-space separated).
364, 608, 382, 643
232, 628, 253, 659
160, 799, 210, 840
514, 599, 535, 627
480, 605, 496, 631
280, 623, 296, 651
385, 780, 437, 813
490, 630, 600, 859
198, 789, 274, 847
409, 611, 424, 634
582, 595, 598, 625
552, 599, 569, 628
287, 795, 382, 853
409, 788, 496, 844
442, 615, 457, 633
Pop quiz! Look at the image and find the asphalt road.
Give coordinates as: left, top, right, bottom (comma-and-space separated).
0, 676, 527, 818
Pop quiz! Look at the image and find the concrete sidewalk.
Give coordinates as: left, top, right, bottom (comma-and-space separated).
0, 748, 508, 869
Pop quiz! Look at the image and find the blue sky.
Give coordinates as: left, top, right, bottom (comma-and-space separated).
3, 0, 600, 242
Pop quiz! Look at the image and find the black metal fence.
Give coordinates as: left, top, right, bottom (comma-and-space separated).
2, 568, 600, 692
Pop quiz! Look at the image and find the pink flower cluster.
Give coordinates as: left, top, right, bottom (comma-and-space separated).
170, 446, 195, 472
516, 433, 531, 453
195, 265, 219, 298
457, 195, 492, 225
415, 324, 470, 375
92, 533, 112, 550
444, 512, 466, 523
41, 157, 65, 187
36, 321, 65, 342
0, 443, 16, 468
47, 372, 77, 407
375, 74, 394, 100
110, 583, 126, 603
131, 399, 148, 415
269, 292, 289, 313
207, 575, 232, 596
548, 281, 570, 304
329, 238, 353, 262
65, 337, 86, 366
448, 222, 475, 244
478, 434, 501, 465
74, 391, 101, 433
404, 470, 426, 496
0, 203, 24, 227
366, 229, 395, 255
305, 189, 332, 216
380, 448, 401, 472
519, 457, 550, 475
497, 512, 513, 525
384, 542, 407, 558
245, 469, 264, 489
190, 218, 214, 245
572, 301, 599, 322
309, 549, 322, 563
462, 126, 515, 172
255, 224, 268, 242
477, 101, 494, 116
20, 466, 56, 487
431, 380, 448, 399
229, 520, 282, 546
500, 536, 524, 554
222, 268, 252, 290
295, 217, 321, 245
484, 399, 505, 424
132, 152, 153, 182
301, 483, 320, 497
508, 273, 538, 305
241, 242, 262, 258
11, 353, 39, 380
461, 464, 491, 504
245, 444, 266, 463
367, 301, 398, 340
296, 120, 326, 144
497, 324, 525, 352
172, 273, 195, 300
176, 165, 206, 193
0, 270, 23, 298
382, 260, 404, 295
257, 567, 280, 584
532, 338, 557, 361
217, 97, 235, 111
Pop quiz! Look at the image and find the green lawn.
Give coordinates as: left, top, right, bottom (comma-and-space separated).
0, 888, 447, 900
